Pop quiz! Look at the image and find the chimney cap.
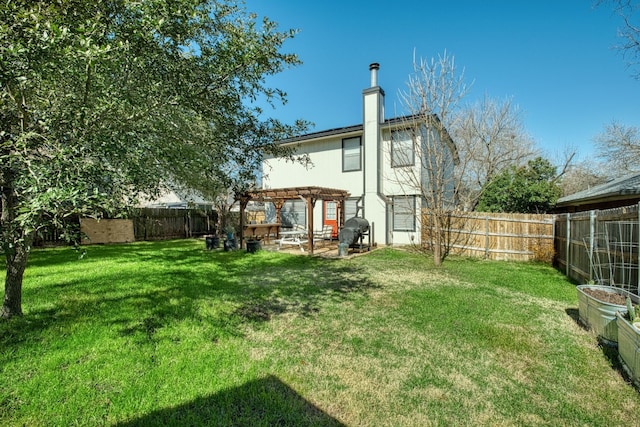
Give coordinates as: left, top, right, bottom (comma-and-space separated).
369, 62, 380, 70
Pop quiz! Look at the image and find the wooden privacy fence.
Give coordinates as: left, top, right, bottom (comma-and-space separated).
422, 210, 555, 262
131, 208, 216, 241
81, 218, 135, 244
555, 204, 640, 293
33, 208, 217, 246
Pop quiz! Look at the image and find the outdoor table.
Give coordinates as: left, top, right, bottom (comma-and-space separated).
277, 230, 308, 252
242, 223, 281, 243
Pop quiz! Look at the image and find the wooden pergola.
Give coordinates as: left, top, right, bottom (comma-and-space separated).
238, 186, 350, 254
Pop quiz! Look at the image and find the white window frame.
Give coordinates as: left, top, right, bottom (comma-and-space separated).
345, 197, 363, 219
393, 196, 416, 231
342, 137, 362, 172
391, 130, 415, 168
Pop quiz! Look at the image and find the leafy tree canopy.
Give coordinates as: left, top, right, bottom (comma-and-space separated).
1, 0, 306, 317
476, 157, 561, 214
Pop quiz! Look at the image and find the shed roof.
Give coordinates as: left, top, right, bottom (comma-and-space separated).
556, 172, 640, 207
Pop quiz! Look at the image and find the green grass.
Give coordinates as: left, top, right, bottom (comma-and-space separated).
1, 240, 640, 426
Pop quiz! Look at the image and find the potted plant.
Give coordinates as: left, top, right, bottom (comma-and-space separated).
223, 225, 236, 251
224, 225, 235, 240
246, 237, 262, 253
616, 297, 640, 388
204, 234, 219, 250
577, 283, 639, 346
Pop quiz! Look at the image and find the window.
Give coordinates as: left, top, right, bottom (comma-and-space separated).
391, 130, 415, 167
393, 196, 416, 231
345, 197, 362, 219
325, 201, 337, 221
342, 137, 361, 172
281, 200, 306, 228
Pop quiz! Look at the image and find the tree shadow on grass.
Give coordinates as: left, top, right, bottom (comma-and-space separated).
114, 375, 345, 427
1, 240, 379, 351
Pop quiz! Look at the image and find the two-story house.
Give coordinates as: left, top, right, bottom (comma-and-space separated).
260, 63, 455, 246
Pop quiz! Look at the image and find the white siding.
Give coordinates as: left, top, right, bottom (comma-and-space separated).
263, 136, 364, 197
381, 129, 422, 197
262, 135, 364, 232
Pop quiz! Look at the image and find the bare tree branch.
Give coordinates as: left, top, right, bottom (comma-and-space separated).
452, 96, 537, 210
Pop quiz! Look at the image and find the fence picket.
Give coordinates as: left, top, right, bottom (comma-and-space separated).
421, 210, 555, 262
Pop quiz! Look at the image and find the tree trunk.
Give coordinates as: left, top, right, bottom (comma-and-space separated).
1, 169, 31, 319
2, 239, 30, 318
433, 212, 443, 267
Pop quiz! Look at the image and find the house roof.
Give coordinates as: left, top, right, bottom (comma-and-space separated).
277, 113, 459, 165
556, 172, 640, 207
278, 114, 422, 145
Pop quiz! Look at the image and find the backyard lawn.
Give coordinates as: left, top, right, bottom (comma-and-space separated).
1, 239, 640, 426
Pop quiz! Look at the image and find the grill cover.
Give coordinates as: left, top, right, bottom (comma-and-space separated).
338, 217, 369, 246
343, 217, 369, 233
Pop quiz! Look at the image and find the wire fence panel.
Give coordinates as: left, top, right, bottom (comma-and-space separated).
423, 204, 640, 292
555, 204, 639, 293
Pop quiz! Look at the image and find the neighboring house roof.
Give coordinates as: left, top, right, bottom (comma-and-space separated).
140, 186, 213, 209
555, 172, 640, 211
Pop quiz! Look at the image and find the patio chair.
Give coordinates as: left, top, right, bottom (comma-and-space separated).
276, 224, 308, 252
313, 225, 333, 247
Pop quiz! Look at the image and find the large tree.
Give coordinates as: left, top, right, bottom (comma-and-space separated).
390, 52, 468, 266
476, 157, 562, 214
1, 0, 306, 318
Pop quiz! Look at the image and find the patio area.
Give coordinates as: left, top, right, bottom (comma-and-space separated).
238, 186, 351, 255
261, 239, 343, 257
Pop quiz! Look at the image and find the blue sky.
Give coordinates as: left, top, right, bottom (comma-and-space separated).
245, 0, 640, 163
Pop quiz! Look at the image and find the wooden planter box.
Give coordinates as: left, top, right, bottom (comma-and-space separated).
616, 312, 640, 388
577, 285, 638, 346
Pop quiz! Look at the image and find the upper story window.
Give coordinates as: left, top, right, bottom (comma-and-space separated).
391, 130, 415, 167
342, 137, 361, 172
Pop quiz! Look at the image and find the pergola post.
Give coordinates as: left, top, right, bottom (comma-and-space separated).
306, 196, 316, 254
274, 200, 284, 225
238, 196, 249, 249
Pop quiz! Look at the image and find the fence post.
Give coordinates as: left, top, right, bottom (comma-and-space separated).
566, 213, 571, 277
485, 215, 489, 259
589, 210, 596, 282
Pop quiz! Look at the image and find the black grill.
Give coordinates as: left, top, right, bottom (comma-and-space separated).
338, 217, 371, 251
